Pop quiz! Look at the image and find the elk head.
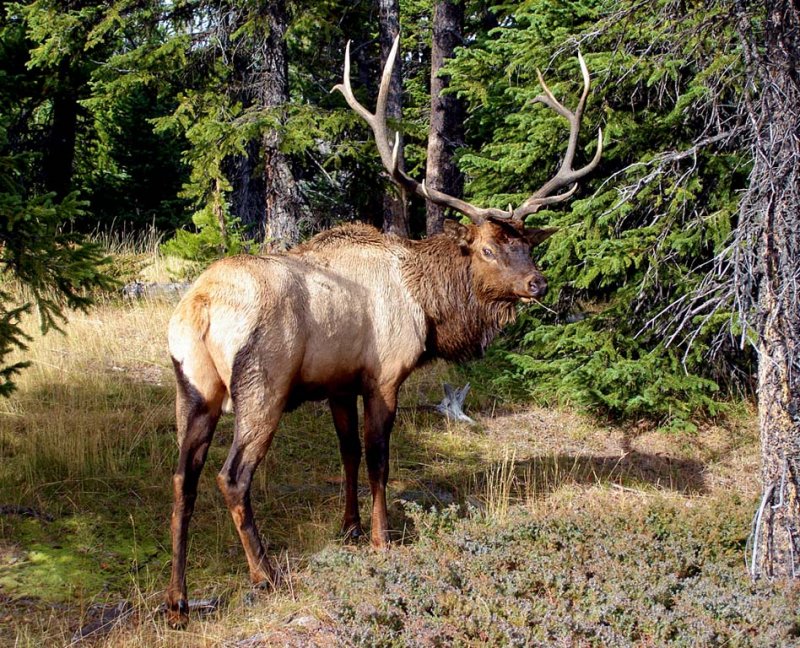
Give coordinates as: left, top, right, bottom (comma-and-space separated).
442, 217, 555, 302
333, 36, 603, 303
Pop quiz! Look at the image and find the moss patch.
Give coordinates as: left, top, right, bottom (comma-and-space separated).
0, 514, 159, 603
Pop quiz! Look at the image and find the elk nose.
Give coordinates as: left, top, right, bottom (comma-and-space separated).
529, 277, 547, 298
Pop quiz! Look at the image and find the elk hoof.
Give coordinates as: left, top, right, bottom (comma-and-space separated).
252, 579, 273, 591
166, 598, 189, 629
250, 562, 278, 590
341, 521, 365, 544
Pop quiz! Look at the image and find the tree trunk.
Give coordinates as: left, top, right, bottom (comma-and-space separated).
377, 0, 408, 237
225, 140, 265, 238
737, 0, 800, 581
225, 30, 266, 239
753, 292, 800, 580
43, 62, 79, 199
425, 0, 465, 236
258, 0, 304, 250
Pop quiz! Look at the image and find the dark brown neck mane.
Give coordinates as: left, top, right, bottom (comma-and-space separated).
403, 234, 517, 361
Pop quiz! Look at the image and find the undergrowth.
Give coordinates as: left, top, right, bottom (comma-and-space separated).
309, 497, 797, 647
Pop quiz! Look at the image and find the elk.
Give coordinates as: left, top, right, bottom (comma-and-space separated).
165, 36, 602, 627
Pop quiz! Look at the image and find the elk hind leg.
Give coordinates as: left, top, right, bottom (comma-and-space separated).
217, 382, 284, 587
166, 354, 225, 628
363, 386, 398, 548
330, 395, 364, 541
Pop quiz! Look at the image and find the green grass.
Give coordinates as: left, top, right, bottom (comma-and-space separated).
0, 297, 795, 646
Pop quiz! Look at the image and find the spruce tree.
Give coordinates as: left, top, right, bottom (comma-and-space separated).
0, 0, 113, 393
446, 0, 749, 428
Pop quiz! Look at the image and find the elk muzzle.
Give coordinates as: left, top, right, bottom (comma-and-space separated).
523, 273, 548, 300
529, 275, 548, 298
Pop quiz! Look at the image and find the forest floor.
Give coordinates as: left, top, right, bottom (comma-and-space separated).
0, 297, 798, 647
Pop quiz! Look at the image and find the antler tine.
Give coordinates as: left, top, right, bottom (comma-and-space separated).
391, 131, 401, 176
334, 35, 512, 224
512, 52, 603, 219
533, 69, 572, 121
375, 36, 400, 134
332, 39, 397, 173
577, 51, 591, 108
332, 42, 367, 124
513, 184, 578, 220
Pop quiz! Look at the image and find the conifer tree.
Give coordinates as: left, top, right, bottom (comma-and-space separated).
0, 0, 113, 393
731, 0, 800, 581
259, 0, 305, 249
446, 0, 749, 428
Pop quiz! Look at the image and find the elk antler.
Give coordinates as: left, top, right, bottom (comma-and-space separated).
512, 52, 603, 219
333, 36, 603, 224
332, 38, 511, 222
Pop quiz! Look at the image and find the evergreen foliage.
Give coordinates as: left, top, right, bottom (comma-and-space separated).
447, 0, 752, 427
1, 0, 189, 231
83, 84, 190, 232
0, 125, 112, 395
0, 1, 113, 393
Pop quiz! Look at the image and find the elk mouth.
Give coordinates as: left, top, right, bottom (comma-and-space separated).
514, 277, 547, 302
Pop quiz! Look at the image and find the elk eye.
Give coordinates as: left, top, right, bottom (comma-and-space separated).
482, 247, 495, 259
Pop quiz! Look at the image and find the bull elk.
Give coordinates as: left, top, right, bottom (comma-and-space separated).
165, 36, 602, 626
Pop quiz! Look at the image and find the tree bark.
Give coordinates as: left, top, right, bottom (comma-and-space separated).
225, 28, 266, 239
737, 0, 800, 581
43, 62, 80, 199
213, 3, 267, 240
225, 139, 265, 238
425, 0, 465, 236
258, 0, 304, 250
377, 0, 408, 237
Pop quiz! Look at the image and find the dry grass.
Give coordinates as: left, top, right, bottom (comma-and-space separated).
88, 224, 202, 284
0, 301, 174, 491
0, 297, 766, 646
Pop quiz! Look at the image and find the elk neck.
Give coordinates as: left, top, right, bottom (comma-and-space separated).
403, 234, 517, 362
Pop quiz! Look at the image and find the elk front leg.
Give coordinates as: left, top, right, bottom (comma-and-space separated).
330, 395, 364, 541
363, 386, 398, 548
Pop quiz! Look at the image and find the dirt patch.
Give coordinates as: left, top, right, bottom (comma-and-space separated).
474, 404, 759, 498
108, 362, 167, 386
231, 620, 341, 648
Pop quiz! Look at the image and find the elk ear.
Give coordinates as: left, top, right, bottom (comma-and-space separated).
524, 227, 558, 247
443, 219, 474, 248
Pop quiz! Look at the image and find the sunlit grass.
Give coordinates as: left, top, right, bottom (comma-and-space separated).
88, 222, 202, 284
0, 302, 174, 494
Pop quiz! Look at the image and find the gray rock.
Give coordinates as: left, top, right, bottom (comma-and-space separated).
122, 281, 191, 301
